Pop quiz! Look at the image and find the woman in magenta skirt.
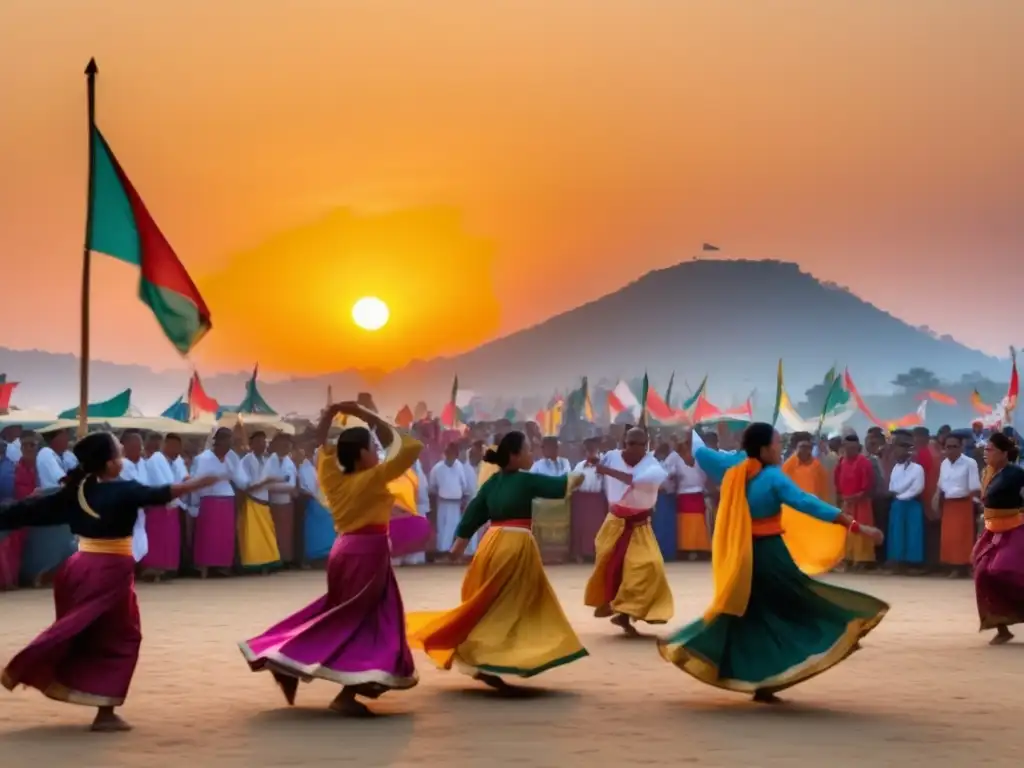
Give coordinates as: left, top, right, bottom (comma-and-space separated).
239, 402, 423, 717
0, 432, 219, 731
975, 432, 1024, 645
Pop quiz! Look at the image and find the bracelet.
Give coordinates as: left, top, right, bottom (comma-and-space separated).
848, 520, 861, 534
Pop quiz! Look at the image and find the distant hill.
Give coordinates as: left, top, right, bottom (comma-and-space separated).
0, 260, 1008, 418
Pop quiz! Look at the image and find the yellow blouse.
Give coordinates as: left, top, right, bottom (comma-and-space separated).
317, 433, 423, 533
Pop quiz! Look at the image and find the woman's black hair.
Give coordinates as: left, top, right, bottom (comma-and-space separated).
336, 426, 372, 473
741, 422, 777, 461
483, 431, 526, 469
62, 432, 120, 490
988, 432, 1020, 463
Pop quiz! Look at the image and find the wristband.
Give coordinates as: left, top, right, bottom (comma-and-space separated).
848, 520, 861, 535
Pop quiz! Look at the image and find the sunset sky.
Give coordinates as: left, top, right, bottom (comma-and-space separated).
1, 0, 1021, 376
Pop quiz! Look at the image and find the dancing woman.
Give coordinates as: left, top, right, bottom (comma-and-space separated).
0, 432, 220, 732
974, 432, 1024, 645
657, 424, 889, 702
240, 402, 423, 717
407, 431, 588, 690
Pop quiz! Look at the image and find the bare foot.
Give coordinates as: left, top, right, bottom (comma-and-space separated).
329, 691, 374, 718
990, 627, 1014, 646
611, 613, 639, 636
752, 690, 783, 704
91, 708, 132, 732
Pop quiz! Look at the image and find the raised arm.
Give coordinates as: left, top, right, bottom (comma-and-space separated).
0, 489, 71, 530
772, 470, 841, 523
689, 429, 744, 484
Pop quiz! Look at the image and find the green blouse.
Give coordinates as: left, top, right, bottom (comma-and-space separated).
455, 470, 569, 540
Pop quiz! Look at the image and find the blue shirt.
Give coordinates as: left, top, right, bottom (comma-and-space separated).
694, 446, 840, 523
0, 457, 15, 502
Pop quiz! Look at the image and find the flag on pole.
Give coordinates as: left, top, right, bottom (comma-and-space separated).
0, 381, 17, 413
664, 371, 675, 408
702, 243, 720, 252
816, 374, 845, 436
771, 359, 783, 427
681, 375, 707, 411
88, 125, 211, 354
638, 372, 650, 428
440, 375, 462, 428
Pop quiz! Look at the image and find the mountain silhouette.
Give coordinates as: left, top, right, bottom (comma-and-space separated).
0, 260, 1006, 417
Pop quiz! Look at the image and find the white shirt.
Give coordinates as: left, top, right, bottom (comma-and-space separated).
889, 461, 926, 501
572, 459, 605, 493
5, 438, 21, 464
462, 460, 480, 498
659, 452, 688, 493
600, 450, 668, 506
264, 453, 297, 505
63, 450, 79, 471
675, 454, 708, 495
120, 456, 150, 485
530, 457, 571, 477
36, 446, 68, 490
298, 458, 319, 496
429, 459, 470, 501
146, 452, 182, 508
413, 460, 431, 514
241, 452, 268, 501
939, 455, 981, 499
192, 449, 238, 497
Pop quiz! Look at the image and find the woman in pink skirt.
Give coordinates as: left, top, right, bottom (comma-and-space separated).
0, 432, 219, 731
240, 402, 423, 717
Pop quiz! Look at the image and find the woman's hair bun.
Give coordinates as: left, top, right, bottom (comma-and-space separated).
482, 448, 500, 465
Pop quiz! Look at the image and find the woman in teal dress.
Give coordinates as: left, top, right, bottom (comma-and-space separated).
657, 423, 889, 702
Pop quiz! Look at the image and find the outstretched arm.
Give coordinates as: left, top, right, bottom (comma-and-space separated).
689, 429, 744, 484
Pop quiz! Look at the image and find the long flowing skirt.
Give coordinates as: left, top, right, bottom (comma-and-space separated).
239, 530, 417, 698
973, 525, 1024, 630
652, 492, 678, 561
658, 535, 888, 694
407, 526, 587, 678
20, 525, 76, 583
139, 506, 181, 572
193, 496, 236, 569
389, 512, 432, 558
569, 491, 608, 561
238, 497, 282, 571
303, 497, 336, 562
584, 515, 674, 624
939, 497, 975, 566
677, 493, 711, 553
270, 502, 295, 565
2, 552, 141, 707
0, 529, 27, 589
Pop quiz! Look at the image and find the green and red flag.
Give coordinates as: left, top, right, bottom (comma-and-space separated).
88, 125, 211, 354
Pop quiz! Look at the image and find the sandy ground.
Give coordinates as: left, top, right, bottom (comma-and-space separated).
0, 563, 1021, 767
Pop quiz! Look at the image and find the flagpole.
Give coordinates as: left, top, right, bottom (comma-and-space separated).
78, 58, 98, 439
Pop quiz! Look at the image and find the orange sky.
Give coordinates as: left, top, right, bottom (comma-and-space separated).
1, 0, 1022, 375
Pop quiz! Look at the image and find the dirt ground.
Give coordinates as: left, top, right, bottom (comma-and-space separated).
0, 563, 1021, 767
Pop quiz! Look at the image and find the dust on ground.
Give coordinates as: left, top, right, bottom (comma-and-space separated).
1, 564, 1020, 767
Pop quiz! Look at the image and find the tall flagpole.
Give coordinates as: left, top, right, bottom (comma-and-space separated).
79, 58, 98, 439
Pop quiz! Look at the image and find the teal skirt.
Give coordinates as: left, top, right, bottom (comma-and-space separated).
658, 535, 888, 694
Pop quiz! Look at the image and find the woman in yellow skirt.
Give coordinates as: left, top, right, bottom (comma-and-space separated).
584, 427, 675, 634
407, 431, 587, 690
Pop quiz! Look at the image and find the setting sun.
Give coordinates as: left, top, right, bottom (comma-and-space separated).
352, 296, 390, 332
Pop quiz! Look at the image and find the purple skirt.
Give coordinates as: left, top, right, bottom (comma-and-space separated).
389, 513, 432, 558
194, 496, 236, 569
140, 506, 181, 572
571, 491, 608, 560
239, 528, 417, 699
974, 525, 1024, 630
2, 551, 140, 707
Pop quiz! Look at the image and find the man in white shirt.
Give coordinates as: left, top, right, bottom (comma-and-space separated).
240, 431, 269, 503
460, 440, 486, 557
191, 427, 244, 577
570, 437, 608, 562
887, 433, 926, 571
1, 425, 22, 464
429, 441, 471, 556
529, 436, 573, 563
142, 432, 187, 579
36, 428, 74, 491
674, 434, 710, 559
938, 433, 981, 575
118, 430, 151, 563
264, 433, 299, 565
585, 427, 673, 634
